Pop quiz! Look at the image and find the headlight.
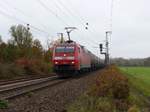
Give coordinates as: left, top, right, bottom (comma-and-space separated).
54, 57, 63, 60
71, 61, 75, 64
55, 62, 58, 64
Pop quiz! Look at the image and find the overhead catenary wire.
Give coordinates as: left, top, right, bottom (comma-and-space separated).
0, 6, 55, 49
6, 0, 95, 47
65, 0, 101, 37
109, 0, 114, 34
47, 0, 77, 25
58, 0, 100, 44
0, 8, 51, 36
36, 0, 83, 43
0, 0, 65, 44
36, 0, 69, 26
55, 0, 83, 25
36, 0, 98, 46
0, 0, 32, 17
37, 1, 82, 40
1, 0, 56, 32
0, 0, 101, 49
54, 0, 100, 45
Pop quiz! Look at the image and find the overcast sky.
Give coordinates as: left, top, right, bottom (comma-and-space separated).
0, 0, 149, 58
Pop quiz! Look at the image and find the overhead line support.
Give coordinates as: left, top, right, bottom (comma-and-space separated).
99, 31, 111, 65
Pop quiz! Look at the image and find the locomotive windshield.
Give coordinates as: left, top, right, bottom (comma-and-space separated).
55, 46, 74, 53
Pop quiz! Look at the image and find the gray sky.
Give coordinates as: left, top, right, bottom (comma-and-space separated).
0, 0, 149, 58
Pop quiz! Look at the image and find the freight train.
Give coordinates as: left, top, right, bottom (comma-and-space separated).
52, 40, 103, 77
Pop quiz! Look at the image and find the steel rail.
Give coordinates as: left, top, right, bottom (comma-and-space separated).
0, 76, 66, 100
0, 73, 56, 86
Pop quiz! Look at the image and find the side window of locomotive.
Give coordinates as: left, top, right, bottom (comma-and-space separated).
78, 48, 80, 53
81, 46, 84, 53
84, 48, 88, 54
82, 47, 85, 53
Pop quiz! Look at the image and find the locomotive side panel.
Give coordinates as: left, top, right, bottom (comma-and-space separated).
79, 46, 91, 70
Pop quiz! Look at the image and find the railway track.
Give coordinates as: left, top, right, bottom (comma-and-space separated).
0, 73, 56, 86
0, 70, 99, 101
0, 75, 66, 100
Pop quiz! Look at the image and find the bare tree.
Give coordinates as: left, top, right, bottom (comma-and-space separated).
33, 39, 42, 50
10, 24, 33, 48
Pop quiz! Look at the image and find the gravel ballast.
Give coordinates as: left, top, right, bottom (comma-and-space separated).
0, 70, 101, 112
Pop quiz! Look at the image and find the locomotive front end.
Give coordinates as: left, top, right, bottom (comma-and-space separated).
52, 44, 79, 73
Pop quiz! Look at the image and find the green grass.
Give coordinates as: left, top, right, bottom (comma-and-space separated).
0, 100, 8, 109
120, 67, 150, 97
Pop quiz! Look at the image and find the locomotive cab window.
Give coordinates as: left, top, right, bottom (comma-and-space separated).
66, 47, 74, 53
55, 47, 65, 53
55, 46, 74, 53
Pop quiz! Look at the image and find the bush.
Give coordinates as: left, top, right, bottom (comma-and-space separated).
88, 65, 130, 111
15, 58, 52, 75
0, 63, 25, 79
128, 105, 140, 112
89, 65, 129, 98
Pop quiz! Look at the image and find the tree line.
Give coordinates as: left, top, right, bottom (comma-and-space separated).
111, 57, 150, 66
0, 24, 52, 79
0, 24, 51, 63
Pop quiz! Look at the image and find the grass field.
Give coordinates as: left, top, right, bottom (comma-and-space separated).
120, 67, 150, 97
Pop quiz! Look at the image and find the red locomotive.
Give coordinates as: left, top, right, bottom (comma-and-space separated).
52, 40, 103, 76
